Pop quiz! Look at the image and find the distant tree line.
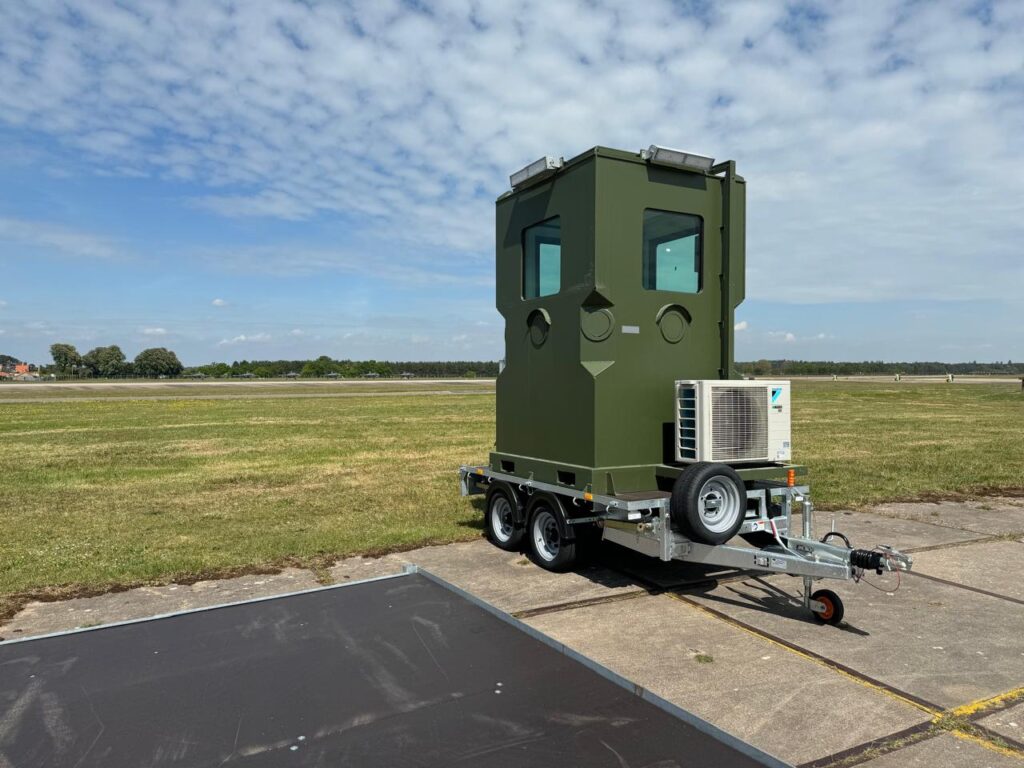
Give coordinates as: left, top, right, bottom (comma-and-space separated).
9, 346, 1021, 380
44, 343, 184, 378
736, 360, 1024, 376
189, 357, 499, 378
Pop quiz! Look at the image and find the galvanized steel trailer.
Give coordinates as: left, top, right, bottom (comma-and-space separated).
459, 465, 911, 624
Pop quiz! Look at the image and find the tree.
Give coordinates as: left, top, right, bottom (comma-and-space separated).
301, 355, 338, 377
82, 345, 128, 378
134, 347, 183, 377
50, 343, 82, 375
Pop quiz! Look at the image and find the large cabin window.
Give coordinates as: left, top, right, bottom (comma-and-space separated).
522, 217, 561, 299
642, 209, 702, 293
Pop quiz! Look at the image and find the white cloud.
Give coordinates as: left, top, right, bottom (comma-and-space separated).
0, 216, 123, 260
734, 320, 749, 332
211, 298, 227, 307
768, 331, 797, 343
0, 1, 1020, 304
217, 332, 271, 346
0, 299, 7, 308
0, 329, 5, 335
289, 328, 305, 336
197, 243, 490, 286
141, 327, 167, 335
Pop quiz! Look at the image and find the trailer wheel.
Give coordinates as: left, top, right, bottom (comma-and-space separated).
526, 501, 577, 572
485, 484, 524, 551
671, 463, 746, 545
810, 589, 844, 625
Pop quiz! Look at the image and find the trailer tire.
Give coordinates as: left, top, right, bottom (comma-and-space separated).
671, 463, 746, 545
485, 484, 524, 551
526, 498, 577, 572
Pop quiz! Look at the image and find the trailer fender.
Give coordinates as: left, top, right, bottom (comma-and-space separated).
526, 492, 576, 541
490, 480, 528, 527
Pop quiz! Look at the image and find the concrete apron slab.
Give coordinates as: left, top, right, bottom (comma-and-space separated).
858, 732, 1024, 767
526, 593, 928, 766
869, 499, 1024, 537
393, 540, 641, 615
0, 540, 647, 641
911, 540, 1024, 602
0, 567, 323, 641
684, 572, 1024, 711
794, 509, 990, 552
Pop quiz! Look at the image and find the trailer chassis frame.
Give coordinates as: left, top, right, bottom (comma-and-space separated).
459, 465, 912, 619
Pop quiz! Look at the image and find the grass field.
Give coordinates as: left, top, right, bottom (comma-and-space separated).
1, 380, 1021, 613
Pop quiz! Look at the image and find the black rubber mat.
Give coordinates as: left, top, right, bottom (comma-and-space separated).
0, 572, 783, 767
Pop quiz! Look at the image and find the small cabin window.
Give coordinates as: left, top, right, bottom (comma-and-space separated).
522, 217, 561, 299
642, 210, 702, 294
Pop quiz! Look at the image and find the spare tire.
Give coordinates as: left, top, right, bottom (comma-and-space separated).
670, 463, 747, 545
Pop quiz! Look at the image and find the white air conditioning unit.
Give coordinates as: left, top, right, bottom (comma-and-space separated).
675, 380, 791, 464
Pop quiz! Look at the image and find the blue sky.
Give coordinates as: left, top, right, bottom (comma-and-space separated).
0, 0, 1022, 366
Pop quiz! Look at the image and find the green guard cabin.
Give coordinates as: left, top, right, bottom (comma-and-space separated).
490, 145, 777, 495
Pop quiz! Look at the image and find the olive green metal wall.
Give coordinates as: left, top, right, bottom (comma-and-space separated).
492, 147, 746, 494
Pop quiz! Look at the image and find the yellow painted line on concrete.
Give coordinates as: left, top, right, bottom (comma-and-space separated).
663, 592, 939, 716
949, 728, 1024, 761
951, 686, 1024, 719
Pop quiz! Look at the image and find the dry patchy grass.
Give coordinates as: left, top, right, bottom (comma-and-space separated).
0, 381, 1020, 603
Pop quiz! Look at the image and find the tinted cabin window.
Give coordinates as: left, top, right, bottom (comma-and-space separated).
642, 210, 702, 293
523, 217, 561, 299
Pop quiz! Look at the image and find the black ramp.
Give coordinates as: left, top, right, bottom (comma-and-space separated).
0, 573, 782, 767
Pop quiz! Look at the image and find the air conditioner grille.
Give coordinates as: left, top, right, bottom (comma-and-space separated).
677, 384, 697, 460
711, 386, 768, 461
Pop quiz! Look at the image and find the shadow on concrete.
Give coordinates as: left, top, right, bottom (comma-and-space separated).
683, 577, 872, 635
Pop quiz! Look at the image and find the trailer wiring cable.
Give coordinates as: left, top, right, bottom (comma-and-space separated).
820, 530, 851, 548
852, 547, 903, 593
770, 517, 905, 594
768, 518, 795, 554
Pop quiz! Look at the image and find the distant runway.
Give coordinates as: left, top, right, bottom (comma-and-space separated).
788, 375, 1021, 384
0, 390, 496, 404
0, 378, 497, 403
0, 377, 496, 391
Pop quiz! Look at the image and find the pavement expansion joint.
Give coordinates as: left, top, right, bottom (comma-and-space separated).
662, 591, 943, 715
908, 570, 1024, 606
945, 724, 1024, 761
902, 534, 1003, 554
952, 685, 1024, 719
863, 509, 1008, 539
796, 722, 937, 768
799, 686, 1024, 766
511, 588, 649, 619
